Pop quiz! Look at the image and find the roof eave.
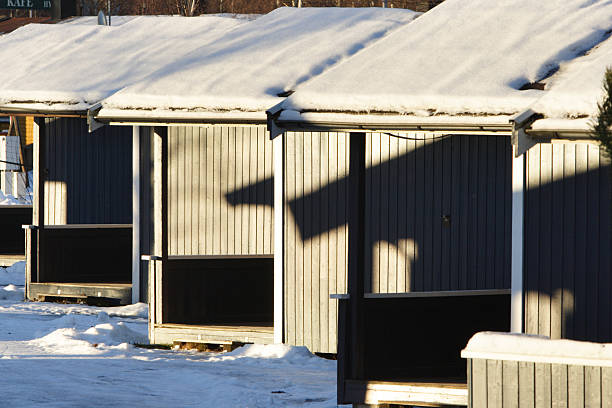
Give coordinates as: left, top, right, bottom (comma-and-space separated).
525, 128, 592, 140
270, 111, 514, 137
0, 106, 87, 118
95, 109, 268, 127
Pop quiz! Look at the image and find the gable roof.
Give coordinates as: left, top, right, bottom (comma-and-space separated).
0, 15, 246, 114
275, 0, 612, 130
97, 7, 418, 122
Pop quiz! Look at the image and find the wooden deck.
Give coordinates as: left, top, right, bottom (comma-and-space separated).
152, 323, 274, 346
28, 282, 132, 305
344, 379, 468, 407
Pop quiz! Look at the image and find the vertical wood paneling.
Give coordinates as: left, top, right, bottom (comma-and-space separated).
472, 358, 488, 407
441, 136, 452, 290
567, 365, 584, 408
43, 118, 131, 226
192, 127, 200, 254
220, 126, 228, 254
584, 366, 601, 407
600, 152, 612, 343
586, 147, 600, 342
327, 133, 338, 351
518, 361, 535, 408
525, 142, 612, 342
539, 143, 552, 338
602, 367, 612, 403
365, 133, 511, 293
551, 364, 568, 407
398, 137, 409, 291
486, 359, 503, 407
233, 128, 243, 254
470, 359, 612, 407
502, 360, 519, 408
535, 363, 551, 408
311, 132, 321, 352
319, 132, 329, 353
285, 131, 297, 346
167, 125, 273, 256
303, 132, 313, 350
294, 132, 304, 347
284, 131, 349, 354
551, 143, 564, 340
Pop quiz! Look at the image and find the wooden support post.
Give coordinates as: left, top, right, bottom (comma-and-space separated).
337, 298, 349, 403
511, 145, 524, 333
150, 126, 168, 342
132, 125, 140, 304
348, 132, 366, 379
273, 134, 284, 344
33, 117, 45, 285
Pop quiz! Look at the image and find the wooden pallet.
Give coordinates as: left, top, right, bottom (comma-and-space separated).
172, 339, 244, 352
29, 282, 131, 305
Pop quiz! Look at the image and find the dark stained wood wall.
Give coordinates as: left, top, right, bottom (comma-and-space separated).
365, 133, 512, 293
167, 125, 273, 256
43, 118, 132, 225
524, 142, 612, 342
284, 132, 512, 354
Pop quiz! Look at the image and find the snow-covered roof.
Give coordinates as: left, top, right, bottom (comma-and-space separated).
0, 15, 247, 113
526, 32, 612, 134
99, 7, 418, 119
279, 0, 612, 125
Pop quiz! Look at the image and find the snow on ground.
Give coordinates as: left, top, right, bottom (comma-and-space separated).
283, 0, 612, 117
0, 189, 27, 205
0, 262, 339, 407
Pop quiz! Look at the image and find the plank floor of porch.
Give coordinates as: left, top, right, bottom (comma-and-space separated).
159, 323, 274, 333
33, 282, 131, 287
344, 379, 468, 407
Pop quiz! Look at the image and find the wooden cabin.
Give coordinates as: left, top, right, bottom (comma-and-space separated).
23, 116, 132, 304
460, 13, 612, 407
96, 7, 418, 351
267, 0, 612, 405
0, 15, 244, 304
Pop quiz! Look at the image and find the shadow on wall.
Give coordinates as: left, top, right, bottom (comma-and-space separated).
226, 133, 513, 293
523, 142, 612, 343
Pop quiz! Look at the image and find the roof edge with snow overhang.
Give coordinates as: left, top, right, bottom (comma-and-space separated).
0, 103, 89, 117
95, 108, 268, 126
267, 108, 515, 137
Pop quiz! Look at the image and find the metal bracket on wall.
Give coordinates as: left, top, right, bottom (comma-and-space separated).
266, 102, 286, 140
87, 103, 105, 133
141, 255, 162, 261
510, 108, 542, 157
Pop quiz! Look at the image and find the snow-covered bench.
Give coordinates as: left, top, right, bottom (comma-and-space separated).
461, 332, 612, 407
